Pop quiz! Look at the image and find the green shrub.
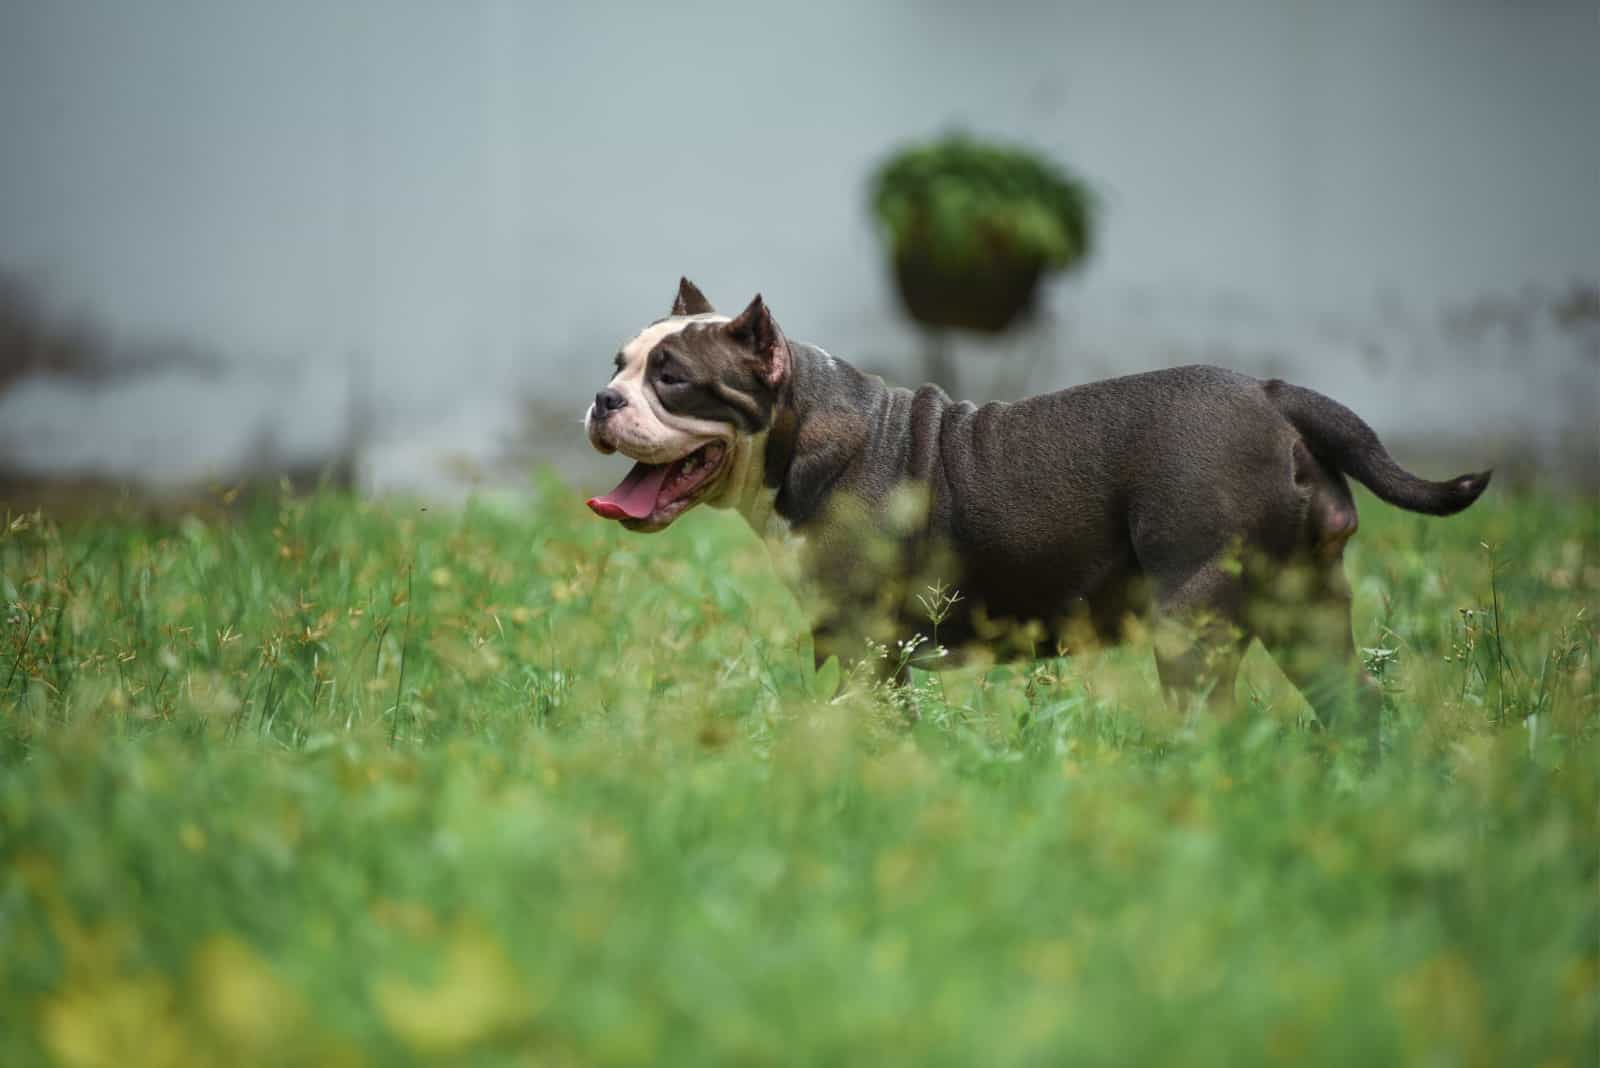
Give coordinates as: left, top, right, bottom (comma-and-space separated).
871, 133, 1095, 271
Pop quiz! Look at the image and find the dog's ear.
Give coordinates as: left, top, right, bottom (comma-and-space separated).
725, 294, 789, 388
671, 277, 715, 317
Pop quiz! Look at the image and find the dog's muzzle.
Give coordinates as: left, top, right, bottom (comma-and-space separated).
592, 388, 627, 421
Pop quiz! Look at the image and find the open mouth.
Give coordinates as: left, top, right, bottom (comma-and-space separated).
586, 441, 727, 525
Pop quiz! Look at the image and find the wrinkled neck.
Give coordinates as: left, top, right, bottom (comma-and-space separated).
763, 342, 901, 530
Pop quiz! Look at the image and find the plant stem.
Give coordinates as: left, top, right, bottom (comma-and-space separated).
390, 565, 415, 747
1487, 545, 1507, 727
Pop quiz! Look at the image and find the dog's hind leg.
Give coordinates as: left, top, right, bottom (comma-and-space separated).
1146, 562, 1250, 715
1254, 451, 1383, 756
1252, 558, 1383, 755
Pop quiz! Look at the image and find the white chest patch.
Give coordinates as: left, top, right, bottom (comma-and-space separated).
743, 483, 807, 590
763, 504, 805, 550
709, 435, 806, 552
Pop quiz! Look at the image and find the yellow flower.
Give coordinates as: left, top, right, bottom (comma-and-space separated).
191, 936, 305, 1054
374, 928, 534, 1056
42, 975, 194, 1068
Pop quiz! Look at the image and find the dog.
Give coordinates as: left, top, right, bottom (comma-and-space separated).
584, 278, 1490, 732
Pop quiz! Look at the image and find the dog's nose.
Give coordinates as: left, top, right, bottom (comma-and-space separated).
592, 388, 627, 419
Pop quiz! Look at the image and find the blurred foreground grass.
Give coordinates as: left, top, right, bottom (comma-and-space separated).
1, 473, 1596, 1066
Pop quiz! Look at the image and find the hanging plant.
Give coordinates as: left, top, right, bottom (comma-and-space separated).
871, 134, 1096, 333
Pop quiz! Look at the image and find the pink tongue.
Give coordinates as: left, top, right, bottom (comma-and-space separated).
587, 461, 671, 520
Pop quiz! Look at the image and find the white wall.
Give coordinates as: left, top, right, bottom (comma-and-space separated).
1, 1, 1595, 486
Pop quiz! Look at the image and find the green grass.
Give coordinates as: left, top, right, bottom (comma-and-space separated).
1, 473, 1596, 1066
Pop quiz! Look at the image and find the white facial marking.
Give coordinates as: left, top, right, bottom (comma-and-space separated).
585, 313, 732, 463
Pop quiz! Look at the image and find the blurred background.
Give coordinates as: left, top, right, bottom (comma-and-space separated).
1, 0, 1596, 508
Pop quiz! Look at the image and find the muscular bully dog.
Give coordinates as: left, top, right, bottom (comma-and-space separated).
584, 278, 1490, 736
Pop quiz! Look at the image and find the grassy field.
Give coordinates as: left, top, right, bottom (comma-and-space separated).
1, 473, 1595, 1066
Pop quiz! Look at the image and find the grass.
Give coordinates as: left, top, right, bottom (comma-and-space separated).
1, 472, 1596, 1066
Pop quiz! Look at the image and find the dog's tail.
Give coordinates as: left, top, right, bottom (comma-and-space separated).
1264, 379, 1490, 516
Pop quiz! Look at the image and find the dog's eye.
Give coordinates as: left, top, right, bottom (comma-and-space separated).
657, 369, 687, 387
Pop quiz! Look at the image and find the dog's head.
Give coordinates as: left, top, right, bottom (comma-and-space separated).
584, 278, 790, 531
